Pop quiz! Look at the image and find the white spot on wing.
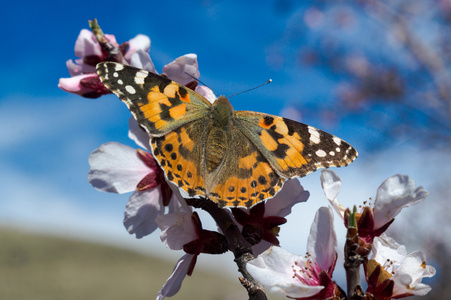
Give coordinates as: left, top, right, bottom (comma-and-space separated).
113, 72, 119, 77
134, 76, 145, 85
333, 137, 342, 146
125, 85, 136, 94
117, 79, 124, 85
114, 64, 124, 71
316, 149, 327, 157
135, 70, 148, 79
308, 126, 320, 144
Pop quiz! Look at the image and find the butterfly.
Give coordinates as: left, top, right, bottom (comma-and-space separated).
96, 62, 357, 208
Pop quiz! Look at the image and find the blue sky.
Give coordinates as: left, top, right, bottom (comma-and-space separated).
0, 0, 445, 285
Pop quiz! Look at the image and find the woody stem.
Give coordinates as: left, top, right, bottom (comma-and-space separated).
186, 198, 267, 300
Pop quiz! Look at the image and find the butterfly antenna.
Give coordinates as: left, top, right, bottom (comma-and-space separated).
184, 72, 218, 98
228, 79, 272, 98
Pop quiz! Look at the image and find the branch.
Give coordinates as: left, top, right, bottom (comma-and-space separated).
344, 207, 365, 300
186, 198, 267, 300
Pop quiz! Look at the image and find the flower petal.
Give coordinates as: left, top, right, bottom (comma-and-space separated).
307, 207, 337, 272
247, 246, 324, 298
163, 54, 200, 85
156, 212, 197, 250
374, 175, 428, 229
128, 117, 152, 151
129, 50, 157, 73
195, 85, 217, 103
264, 179, 309, 218
156, 254, 194, 300
88, 142, 152, 193
124, 34, 151, 61
393, 251, 436, 296
123, 188, 164, 238
371, 234, 407, 268
74, 29, 102, 60
320, 170, 345, 219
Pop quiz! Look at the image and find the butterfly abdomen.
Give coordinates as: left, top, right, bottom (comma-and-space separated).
205, 96, 235, 172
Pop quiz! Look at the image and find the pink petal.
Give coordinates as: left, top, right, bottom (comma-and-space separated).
264, 179, 309, 217
66, 59, 82, 76
320, 170, 345, 219
74, 29, 102, 58
88, 142, 152, 193
128, 117, 152, 151
58, 74, 97, 96
393, 251, 435, 296
374, 175, 428, 229
247, 246, 324, 298
163, 54, 200, 85
156, 254, 194, 300
156, 212, 197, 250
128, 50, 157, 73
124, 34, 151, 61
307, 207, 337, 272
195, 86, 217, 103
124, 188, 164, 238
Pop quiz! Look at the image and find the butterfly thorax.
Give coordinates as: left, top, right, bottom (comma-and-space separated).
206, 96, 234, 172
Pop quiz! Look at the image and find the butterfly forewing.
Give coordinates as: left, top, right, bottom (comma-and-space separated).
96, 62, 211, 136
234, 111, 358, 179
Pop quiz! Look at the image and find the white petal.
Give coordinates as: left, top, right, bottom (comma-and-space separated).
123, 188, 164, 238
129, 50, 157, 73
374, 175, 428, 229
156, 254, 194, 300
195, 85, 217, 103
88, 142, 152, 193
393, 251, 436, 296
247, 246, 324, 298
125, 34, 151, 61
307, 207, 337, 272
320, 170, 345, 219
371, 235, 407, 273
156, 212, 197, 250
162, 54, 200, 85
74, 29, 102, 58
128, 117, 152, 151
264, 179, 309, 218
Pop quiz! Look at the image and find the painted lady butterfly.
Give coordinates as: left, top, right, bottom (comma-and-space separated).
96, 62, 357, 207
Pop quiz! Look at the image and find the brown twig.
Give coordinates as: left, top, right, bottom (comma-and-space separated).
344, 208, 364, 300
186, 198, 267, 300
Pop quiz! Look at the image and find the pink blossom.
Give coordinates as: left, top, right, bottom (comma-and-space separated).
155, 211, 227, 299
320, 170, 428, 242
163, 54, 200, 85
156, 253, 195, 300
247, 207, 340, 299
59, 29, 152, 98
365, 234, 436, 299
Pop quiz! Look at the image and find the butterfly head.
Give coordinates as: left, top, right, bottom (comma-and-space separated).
212, 96, 234, 127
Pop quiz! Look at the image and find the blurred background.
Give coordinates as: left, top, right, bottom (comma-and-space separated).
1, 0, 449, 299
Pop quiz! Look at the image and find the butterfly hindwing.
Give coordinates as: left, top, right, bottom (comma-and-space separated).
205, 125, 285, 207
151, 118, 209, 199
96, 62, 211, 136
235, 111, 358, 179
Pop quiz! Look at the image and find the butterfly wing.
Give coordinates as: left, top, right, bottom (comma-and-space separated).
234, 111, 358, 179
96, 62, 212, 136
205, 125, 285, 207
97, 62, 213, 198
151, 118, 210, 199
